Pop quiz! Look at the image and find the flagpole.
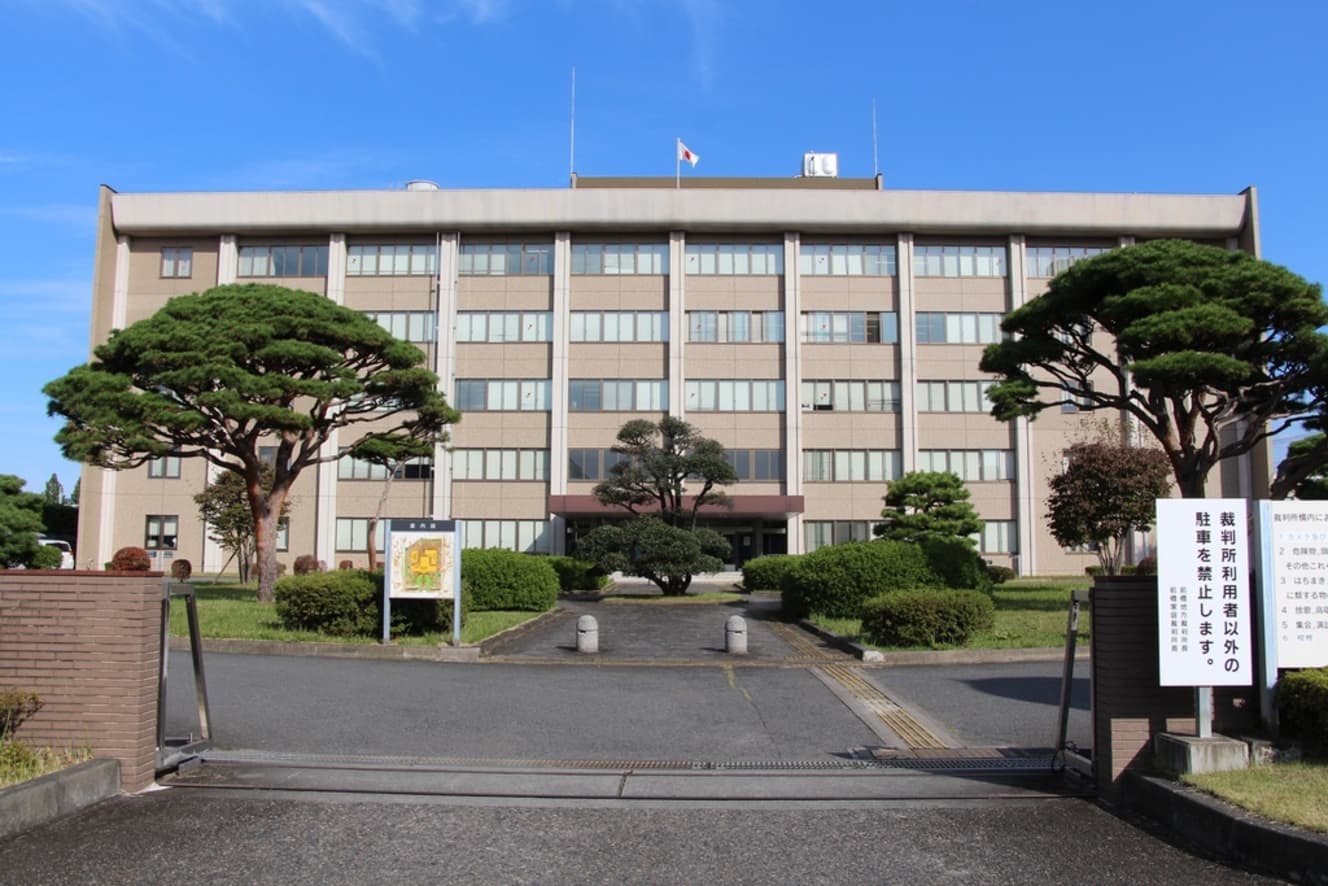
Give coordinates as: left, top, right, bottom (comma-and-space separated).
676, 138, 681, 189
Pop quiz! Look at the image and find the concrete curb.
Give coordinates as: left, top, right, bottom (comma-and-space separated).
1119, 770, 1328, 885
478, 607, 565, 656
0, 758, 120, 841
169, 636, 481, 662
796, 618, 1091, 666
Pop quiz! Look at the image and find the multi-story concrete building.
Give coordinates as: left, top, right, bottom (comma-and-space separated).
76, 169, 1267, 575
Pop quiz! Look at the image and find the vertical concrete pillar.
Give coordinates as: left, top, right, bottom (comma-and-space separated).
896, 233, 918, 474
217, 234, 237, 285
668, 230, 687, 418
782, 231, 804, 553
433, 233, 460, 523
550, 231, 573, 553
313, 233, 349, 567
1008, 234, 1034, 575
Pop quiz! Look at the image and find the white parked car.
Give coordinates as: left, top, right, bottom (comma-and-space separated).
38, 538, 75, 570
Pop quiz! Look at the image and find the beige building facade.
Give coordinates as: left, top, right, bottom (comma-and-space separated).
76, 176, 1267, 575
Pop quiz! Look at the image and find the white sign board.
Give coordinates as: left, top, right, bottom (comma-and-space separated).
1156, 499, 1253, 686
1257, 501, 1328, 669
385, 519, 457, 600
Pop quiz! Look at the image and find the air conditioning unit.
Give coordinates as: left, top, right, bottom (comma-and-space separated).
803, 152, 839, 178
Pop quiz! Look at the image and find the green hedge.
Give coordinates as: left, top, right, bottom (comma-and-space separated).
1277, 667, 1328, 749
275, 570, 469, 637
920, 537, 991, 591
275, 571, 378, 636
781, 541, 941, 620
860, 590, 996, 648
985, 563, 1016, 584
742, 554, 800, 591
544, 555, 608, 593
461, 548, 559, 611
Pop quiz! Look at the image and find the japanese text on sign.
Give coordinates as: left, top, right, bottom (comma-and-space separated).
1261, 502, 1328, 669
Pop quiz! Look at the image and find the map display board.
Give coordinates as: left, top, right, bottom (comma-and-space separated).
385, 519, 457, 600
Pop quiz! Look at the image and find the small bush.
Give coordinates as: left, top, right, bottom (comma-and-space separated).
1134, 555, 1157, 576
782, 541, 941, 620
248, 560, 288, 578
339, 560, 355, 571
1278, 668, 1328, 749
1085, 565, 1104, 577
0, 690, 43, 739
742, 554, 799, 591
461, 548, 559, 611
545, 556, 608, 593
362, 570, 469, 636
986, 563, 1016, 584
860, 590, 996, 648
29, 546, 63, 570
294, 554, 322, 575
111, 546, 151, 571
170, 559, 193, 580
920, 538, 990, 591
274, 571, 377, 636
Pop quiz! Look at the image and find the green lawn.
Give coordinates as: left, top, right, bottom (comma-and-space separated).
809, 578, 1091, 651
1183, 759, 1328, 834
168, 583, 539, 646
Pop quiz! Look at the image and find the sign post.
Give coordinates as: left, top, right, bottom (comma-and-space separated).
383, 519, 461, 646
1156, 499, 1253, 735
1253, 500, 1328, 729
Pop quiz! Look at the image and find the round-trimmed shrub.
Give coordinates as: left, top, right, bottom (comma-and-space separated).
1277, 667, 1328, 749
294, 554, 322, 575
920, 538, 990, 591
1134, 555, 1157, 576
860, 590, 996, 648
545, 555, 608, 593
29, 545, 63, 570
781, 541, 941, 619
461, 548, 559, 611
742, 554, 799, 591
986, 563, 1016, 584
170, 559, 193, 580
111, 546, 151, 571
274, 571, 377, 636
361, 570, 470, 636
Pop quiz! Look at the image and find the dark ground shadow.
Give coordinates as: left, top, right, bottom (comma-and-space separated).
962, 676, 1090, 710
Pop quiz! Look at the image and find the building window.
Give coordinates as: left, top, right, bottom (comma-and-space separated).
276, 519, 290, 552
335, 518, 387, 553
913, 245, 1007, 278
804, 520, 875, 553
800, 380, 901, 412
1061, 383, 1095, 413
568, 380, 668, 412
571, 243, 668, 275
800, 312, 898, 344
160, 247, 192, 278
338, 456, 433, 481
148, 454, 182, 479
804, 450, 901, 483
686, 311, 784, 343
453, 449, 549, 481
570, 312, 668, 343
347, 244, 437, 276
454, 379, 551, 412
1026, 246, 1109, 278
684, 380, 785, 412
798, 244, 896, 276
145, 515, 178, 550
684, 243, 783, 275
915, 312, 1004, 344
457, 312, 553, 343
979, 520, 1017, 554
723, 449, 785, 481
458, 242, 553, 275
238, 244, 329, 277
918, 450, 1014, 482
460, 519, 552, 553
916, 380, 996, 413
364, 311, 436, 343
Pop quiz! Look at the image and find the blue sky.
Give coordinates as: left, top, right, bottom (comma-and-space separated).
1, 0, 1325, 496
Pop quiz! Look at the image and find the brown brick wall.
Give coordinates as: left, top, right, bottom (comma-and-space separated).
0, 571, 163, 791
1091, 576, 1257, 797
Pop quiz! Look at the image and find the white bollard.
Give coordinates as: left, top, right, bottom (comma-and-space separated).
576, 614, 599, 654
725, 615, 748, 655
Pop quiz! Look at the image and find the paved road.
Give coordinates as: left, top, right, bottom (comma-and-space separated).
0, 788, 1274, 885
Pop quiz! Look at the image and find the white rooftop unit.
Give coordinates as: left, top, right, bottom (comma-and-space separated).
802, 152, 839, 178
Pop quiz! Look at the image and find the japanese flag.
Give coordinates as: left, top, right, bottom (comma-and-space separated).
677, 139, 699, 167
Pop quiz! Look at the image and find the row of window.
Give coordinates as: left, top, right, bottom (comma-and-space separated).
452, 449, 549, 481
801, 380, 901, 413
802, 312, 898, 344
337, 456, 434, 481
916, 380, 997, 413
454, 379, 552, 412
687, 311, 785, 343
161, 243, 1114, 281
571, 312, 668, 342
803, 520, 1016, 554
917, 449, 1015, 482
568, 380, 668, 412
570, 448, 785, 482
456, 312, 553, 343
804, 451, 902, 483
366, 311, 436, 343
684, 380, 785, 412
915, 312, 1004, 345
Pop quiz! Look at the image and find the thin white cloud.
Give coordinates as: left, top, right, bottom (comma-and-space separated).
0, 278, 91, 362
677, 0, 722, 88
286, 0, 380, 59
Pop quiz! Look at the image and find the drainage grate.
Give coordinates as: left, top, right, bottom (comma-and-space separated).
198, 749, 879, 772
872, 756, 1055, 772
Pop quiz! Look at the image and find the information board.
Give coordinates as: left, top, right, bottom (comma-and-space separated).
1156, 499, 1252, 687
385, 519, 457, 600
1257, 501, 1328, 669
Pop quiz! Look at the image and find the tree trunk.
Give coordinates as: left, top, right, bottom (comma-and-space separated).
250, 484, 288, 603
366, 463, 399, 572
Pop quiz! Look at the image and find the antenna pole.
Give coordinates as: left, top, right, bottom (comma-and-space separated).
569, 67, 577, 181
